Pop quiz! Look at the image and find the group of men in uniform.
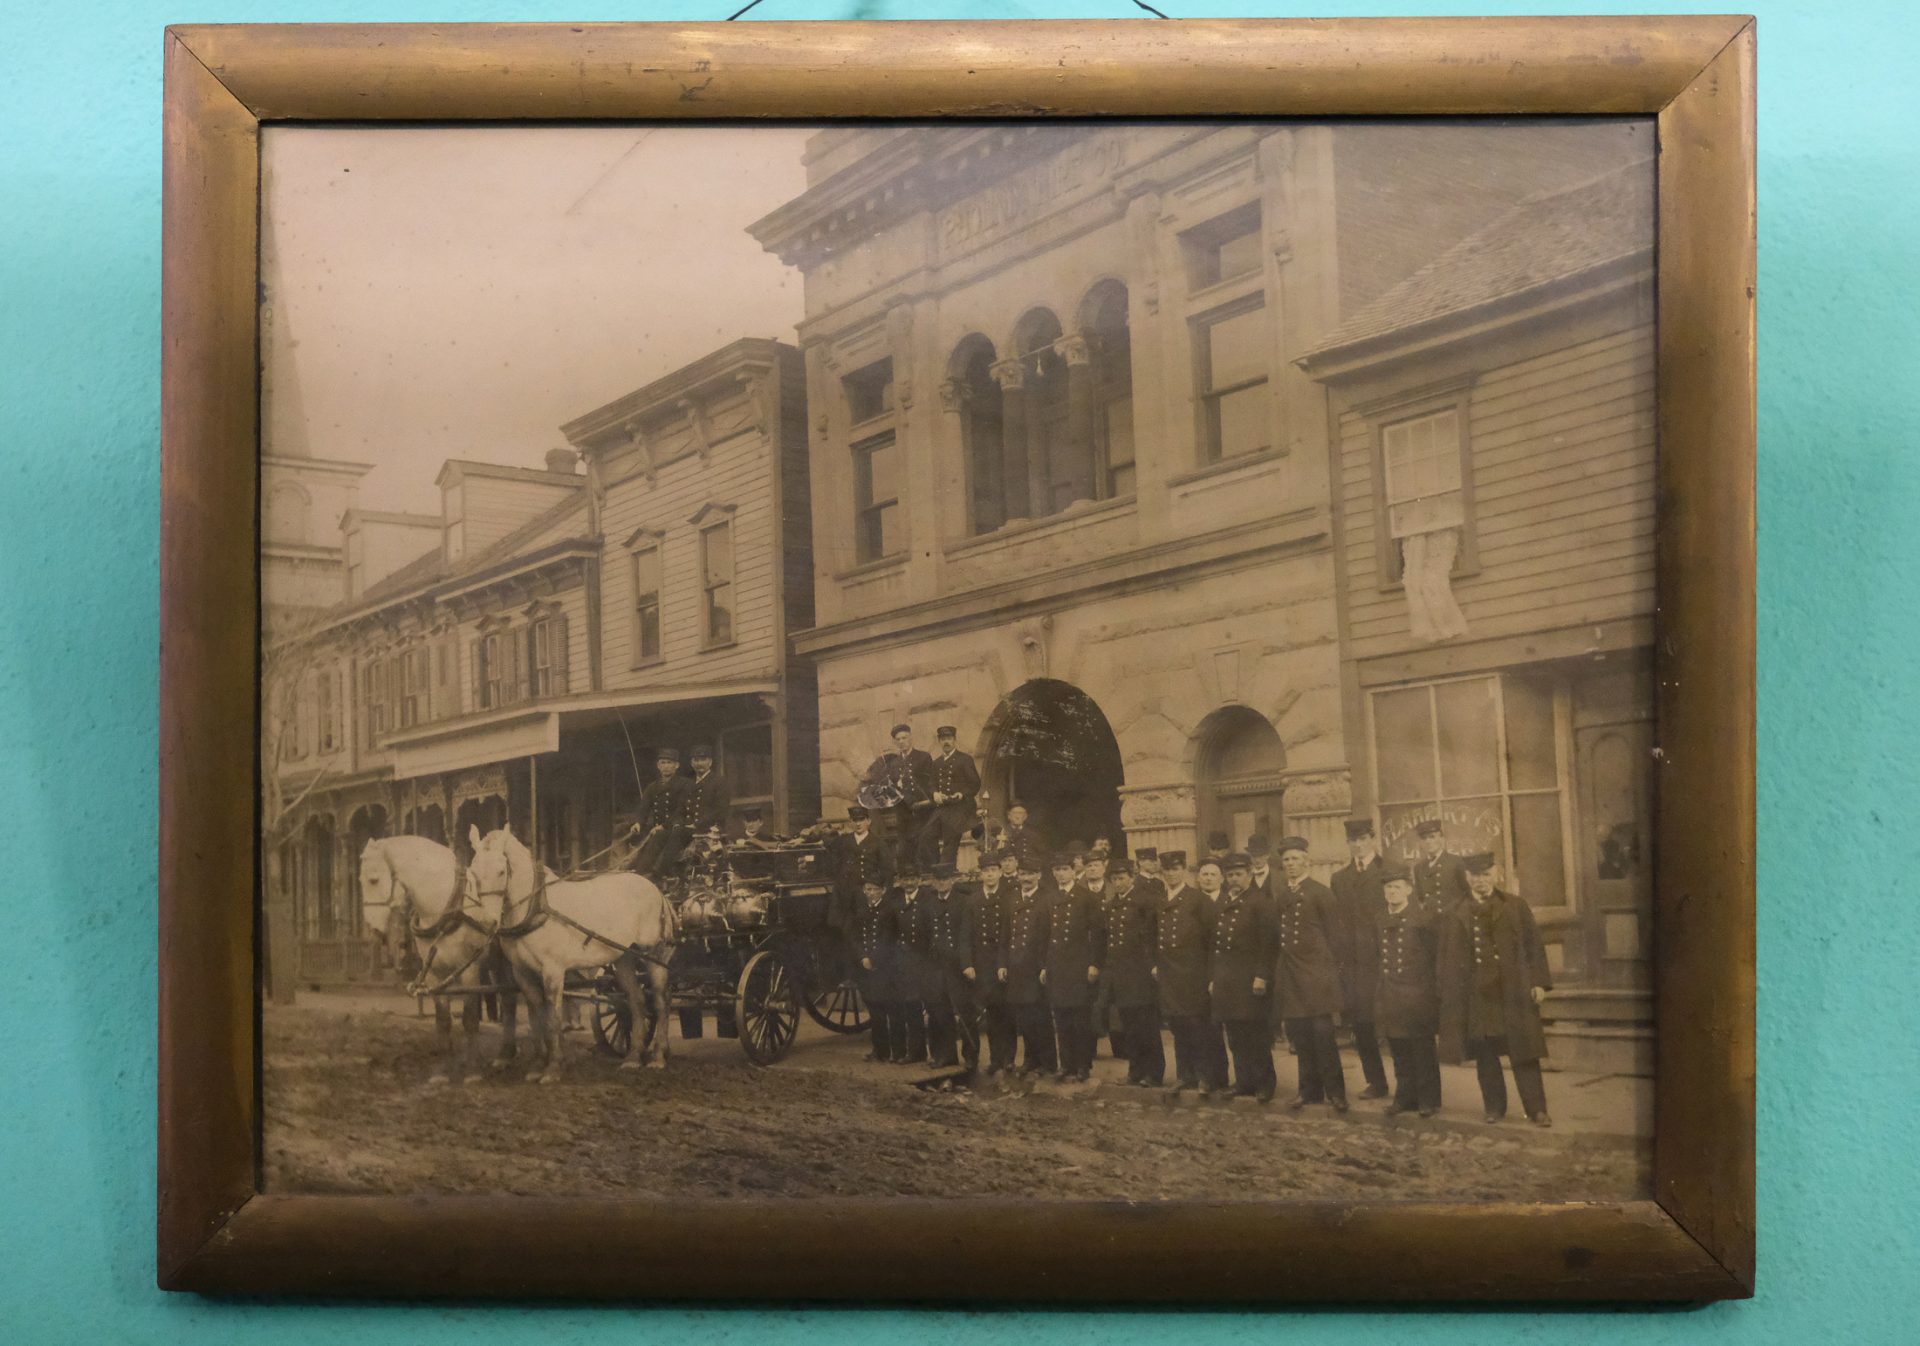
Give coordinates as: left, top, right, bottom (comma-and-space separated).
834, 804, 1555, 1127
860, 722, 984, 872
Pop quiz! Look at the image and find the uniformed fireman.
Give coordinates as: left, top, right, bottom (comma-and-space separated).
1272, 836, 1350, 1112
923, 862, 980, 1072
1208, 854, 1278, 1102
1331, 817, 1391, 1100
1100, 857, 1164, 1087
891, 863, 934, 1065
999, 801, 1044, 875
1153, 851, 1227, 1097
1438, 853, 1553, 1127
974, 848, 1018, 1073
864, 723, 935, 871
1042, 852, 1105, 1083
917, 725, 981, 869
852, 876, 902, 1064
996, 857, 1056, 1077
1373, 864, 1442, 1117
683, 743, 731, 840
1412, 818, 1471, 914
629, 748, 691, 877
833, 804, 893, 932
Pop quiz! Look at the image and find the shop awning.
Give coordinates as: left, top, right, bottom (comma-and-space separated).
389, 710, 559, 780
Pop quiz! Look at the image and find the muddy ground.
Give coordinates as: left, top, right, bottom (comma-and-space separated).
263, 997, 1647, 1202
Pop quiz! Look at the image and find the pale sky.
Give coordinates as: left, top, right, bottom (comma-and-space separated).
261, 125, 814, 512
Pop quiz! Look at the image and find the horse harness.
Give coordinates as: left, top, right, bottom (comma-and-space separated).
490, 868, 674, 974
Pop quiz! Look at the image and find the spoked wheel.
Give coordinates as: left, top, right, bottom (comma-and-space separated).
589, 993, 633, 1060
803, 973, 871, 1036
736, 949, 800, 1066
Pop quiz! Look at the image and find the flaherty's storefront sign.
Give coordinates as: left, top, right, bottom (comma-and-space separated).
1380, 799, 1507, 863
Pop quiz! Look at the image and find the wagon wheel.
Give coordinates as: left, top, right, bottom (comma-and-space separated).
736, 949, 800, 1066
802, 972, 871, 1036
590, 993, 633, 1060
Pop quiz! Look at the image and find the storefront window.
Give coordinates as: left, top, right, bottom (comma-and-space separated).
1371, 672, 1571, 907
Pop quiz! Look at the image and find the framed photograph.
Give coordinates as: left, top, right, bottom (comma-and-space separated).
159, 17, 1755, 1302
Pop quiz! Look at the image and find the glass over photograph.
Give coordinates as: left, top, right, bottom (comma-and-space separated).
257, 119, 1657, 1202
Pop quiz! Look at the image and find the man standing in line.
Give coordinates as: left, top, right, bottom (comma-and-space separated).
1100, 857, 1163, 1087
924, 862, 979, 1073
864, 722, 934, 871
999, 800, 1044, 875
1153, 851, 1228, 1098
1246, 835, 1276, 901
1438, 853, 1554, 1127
919, 725, 981, 869
1373, 864, 1443, 1117
833, 804, 893, 933
1042, 852, 1105, 1083
852, 876, 901, 1064
974, 848, 1018, 1074
630, 748, 691, 878
1412, 818, 1470, 915
997, 857, 1056, 1078
1331, 817, 1391, 1101
891, 863, 934, 1065
1208, 854, 1277, 1102
1271, 836, 1350, 1113
1134, 847, 1164, 899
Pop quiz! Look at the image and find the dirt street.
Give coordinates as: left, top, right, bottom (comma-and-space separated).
264, 997, 1647, 1202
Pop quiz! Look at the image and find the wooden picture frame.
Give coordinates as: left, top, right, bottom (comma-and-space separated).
159, 17, 1755, 1302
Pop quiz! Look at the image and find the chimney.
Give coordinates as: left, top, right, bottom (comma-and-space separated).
545, 447, 579, 475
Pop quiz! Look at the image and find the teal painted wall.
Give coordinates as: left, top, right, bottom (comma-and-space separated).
2, 0, 1913, 1338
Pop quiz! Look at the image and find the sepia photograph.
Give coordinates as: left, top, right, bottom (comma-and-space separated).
257, 117, 1659, 1206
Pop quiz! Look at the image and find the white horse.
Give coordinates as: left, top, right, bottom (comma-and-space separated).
358, 834, 519, 1085
468, 825, 676, 1081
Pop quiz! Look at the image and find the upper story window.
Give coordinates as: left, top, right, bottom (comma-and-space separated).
1378, 403, 1476, 583
630, 544, 663, 664
1194, 296, 1272, 463
316, 665, 337, 753
476, 629, 508, 711
363, 656, 391, 746
1181, 201, 1263, 290
529, 610, 569, 697
1082, 281, 1135, 500
432, 636, 459, 719
843, 358, 895, 426
700, 519, 735, 648
852, 433, 902, 564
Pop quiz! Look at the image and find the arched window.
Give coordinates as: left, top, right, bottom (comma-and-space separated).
1010, 308, 1074, 518
950, 336, 1006, 536
1079, 281, 1135, 499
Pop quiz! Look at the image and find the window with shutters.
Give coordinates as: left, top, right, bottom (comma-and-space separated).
700, 520, 735, 648
363, 657, 391, 746
397, 646, 429, 729
478, 630, 506, 711
432, 636, 458, 720
530, 610, 569, 697
316, 664, 337, 752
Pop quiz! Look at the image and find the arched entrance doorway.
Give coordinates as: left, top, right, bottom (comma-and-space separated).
981, 678, 1125, 857
1196, 706, 1287, 852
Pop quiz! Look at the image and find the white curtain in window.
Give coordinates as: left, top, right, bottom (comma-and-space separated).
1402, 527, 1469, 643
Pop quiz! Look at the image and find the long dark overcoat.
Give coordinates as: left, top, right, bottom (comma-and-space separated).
1154, 882, 1215, 1019
1330, 859, 1388, 1019
892, 887, 942, 1002
1208, 889, 1278, 1022
850, 893, 900, 1003
1412, 850, 1470, 914
1436, 890, 1553, 1064
1372, 903, 1440, 1039
998, 883, 1051, 1007
1271, 878, 1346, 1021
1100, 883, 1160, 1008
1043, 881, 1107, 1010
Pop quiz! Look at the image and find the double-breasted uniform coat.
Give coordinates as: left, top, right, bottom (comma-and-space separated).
919, 748, 981, 866
1210, 886, 1279, 1097
1271, 879, 1347, 1020
833, 828, 894, 930
1156, 880, 1227, 1090
923, 883, 979, 1068
680, 769, 731, 838
998, 880, 1056, 1072
1100, 879, 1164, 1085
1330, 855, 1390, 1092
973, 873, 1017, 1069
851, 891, 904, 1059
1413, 850, 1471, 915
1044, 880, 1108, 1076
1374, 900, 1443, 1112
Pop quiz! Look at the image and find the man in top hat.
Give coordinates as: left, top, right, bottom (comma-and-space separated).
890, 862, 934, 1065
1209, 854, 1279, 1102
630, 748, 692, 878
864, 722, 935, 870
999, 800, 1044, 875
1099, 857, 1164, 1087
974, 848, 1018, 1073
996, 856, 1057, 1077
681, 743, 731, 841
1373, 864, 1443, 1117
851, 876, 903, 1064
923, 862, 980, 1072
1331, 818, 1391, 1100
917, 725, 981, 869
1412, 818, 1470, 915
833, 804, 893, 932
1245, 835, 1276, 901
1042, 852, 1106, 1083
1271, 836, 1351, 1112
1205, 831, 1232, 869
1153, 851, 1228, 1097
1438, 853, 1554, 1126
